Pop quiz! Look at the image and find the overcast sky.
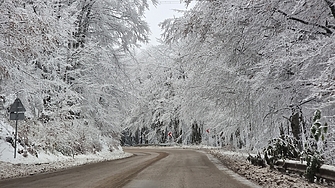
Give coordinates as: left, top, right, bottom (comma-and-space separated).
142, 1, 194, 48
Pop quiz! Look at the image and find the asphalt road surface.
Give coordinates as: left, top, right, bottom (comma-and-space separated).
0, 148, 259, 188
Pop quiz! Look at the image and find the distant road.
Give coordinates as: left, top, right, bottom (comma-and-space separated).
0, 148, 258, 188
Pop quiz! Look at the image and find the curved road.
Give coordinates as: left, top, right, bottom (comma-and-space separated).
0, 148, 259, 188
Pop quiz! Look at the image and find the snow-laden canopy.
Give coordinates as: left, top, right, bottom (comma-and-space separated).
125, 0, 335, 165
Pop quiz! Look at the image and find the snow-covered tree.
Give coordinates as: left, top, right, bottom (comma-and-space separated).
0, 0, 157, 157
152, 0, 335, 163
123, 45, 186, 144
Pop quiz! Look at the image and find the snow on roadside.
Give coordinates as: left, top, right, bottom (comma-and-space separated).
209, 149, 334, 188
0, 120, 132, 180
0, 146, 132, 180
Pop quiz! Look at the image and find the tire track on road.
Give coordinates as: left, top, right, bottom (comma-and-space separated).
94, 152, 168, 188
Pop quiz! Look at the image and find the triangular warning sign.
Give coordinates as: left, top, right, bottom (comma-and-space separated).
9, 98, 26, 112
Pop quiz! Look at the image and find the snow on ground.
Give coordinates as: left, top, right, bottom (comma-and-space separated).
209, 148, 335, 188
0, 146, 132, 180
1, 137, 335, 188
0, 120, 132, 180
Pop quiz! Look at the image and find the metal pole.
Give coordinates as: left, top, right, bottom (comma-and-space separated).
214, 128, 217, 147
207, 130, 209, 146
14, 118, 18, 158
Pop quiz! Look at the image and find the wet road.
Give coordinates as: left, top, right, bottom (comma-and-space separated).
0, 148, 259, 188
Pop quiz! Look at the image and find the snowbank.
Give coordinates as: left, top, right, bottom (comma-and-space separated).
0, 120, 132, 179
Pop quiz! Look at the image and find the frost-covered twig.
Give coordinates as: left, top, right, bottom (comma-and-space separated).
274, 8, 333, 36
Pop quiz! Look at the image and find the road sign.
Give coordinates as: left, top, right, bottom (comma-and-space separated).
10, 112, 25, 120
9, 98, 26, 159
9, 98, 26, 112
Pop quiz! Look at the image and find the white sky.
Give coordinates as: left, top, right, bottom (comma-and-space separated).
142, 1, 194, 48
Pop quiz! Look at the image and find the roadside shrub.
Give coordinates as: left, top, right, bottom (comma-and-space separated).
263, 125, 300, 168
301, 110, 328, 183
247, 153, 266, 167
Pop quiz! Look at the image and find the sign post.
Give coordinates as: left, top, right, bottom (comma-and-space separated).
9, 98, 26, 158
206, 129, 210, 146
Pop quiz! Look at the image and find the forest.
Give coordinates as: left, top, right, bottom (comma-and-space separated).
0, 0, 334, 166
